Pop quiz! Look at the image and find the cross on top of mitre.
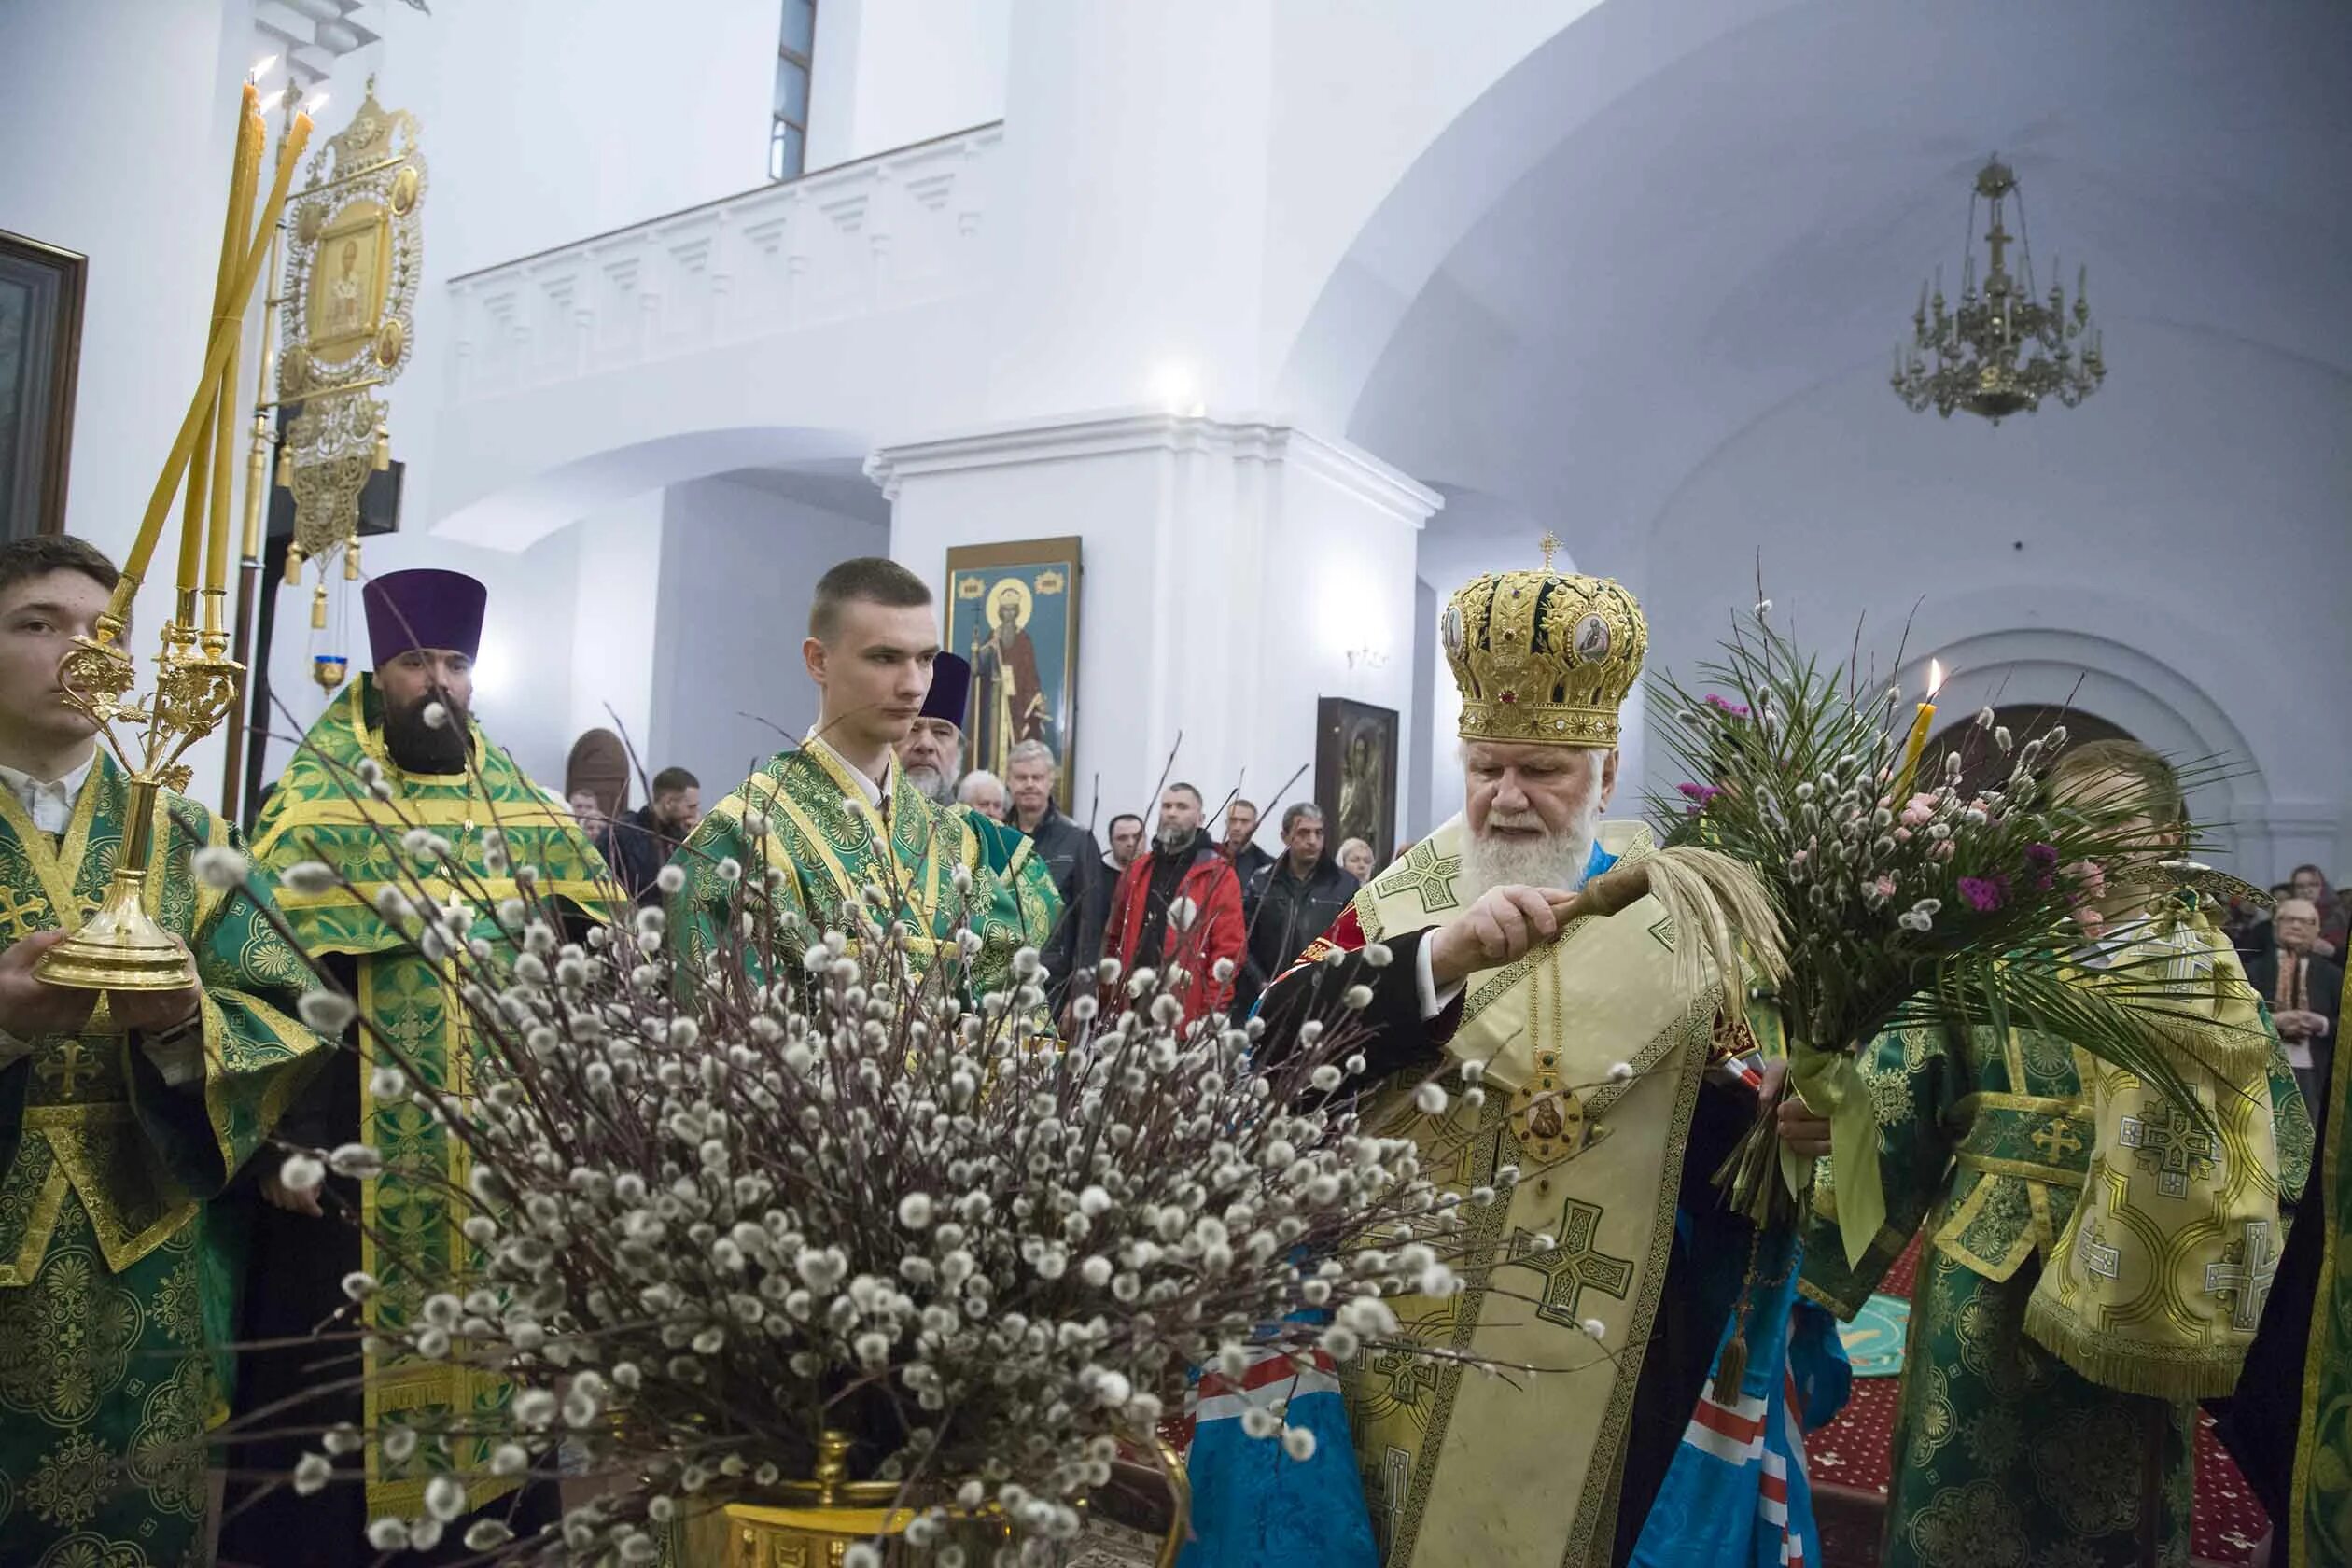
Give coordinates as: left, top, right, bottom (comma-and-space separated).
1539, 531, 1562, 570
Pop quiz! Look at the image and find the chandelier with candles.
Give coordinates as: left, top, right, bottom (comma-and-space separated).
1892, 159, 2105, 424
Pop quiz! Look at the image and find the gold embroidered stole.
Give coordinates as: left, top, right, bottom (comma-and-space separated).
0, 760, 231, 1282
1346, 818, 1717, 1568
2025, 911, 2290, 1399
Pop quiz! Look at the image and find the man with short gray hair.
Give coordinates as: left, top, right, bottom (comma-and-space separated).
1005, 738, 1104, 997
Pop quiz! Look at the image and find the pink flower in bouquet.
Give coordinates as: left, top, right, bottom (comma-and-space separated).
1677, 782, 1723, 813
1958, 875, 2009, 913
2023, 843, 2059, 890
1871, 873, 1898, 903
1701, 693, 1752, 720
1931, 840, 1956, 862
1899, 794, 1938, 828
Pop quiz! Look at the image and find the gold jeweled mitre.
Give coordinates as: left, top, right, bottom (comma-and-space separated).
1441, 535, 1646, 748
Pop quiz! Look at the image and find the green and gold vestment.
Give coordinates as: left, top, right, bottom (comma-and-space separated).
248, 677, 614, 1519
669, 745, 1057, 1000
0, 752, 323, 1567
1800, 918, 2311, 1568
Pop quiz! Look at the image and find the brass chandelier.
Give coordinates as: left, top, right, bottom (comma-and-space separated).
1893, 158, 2105, 423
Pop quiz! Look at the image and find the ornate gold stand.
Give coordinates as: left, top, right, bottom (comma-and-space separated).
34, 598, 245, 992
694, 1433, 1190, 1567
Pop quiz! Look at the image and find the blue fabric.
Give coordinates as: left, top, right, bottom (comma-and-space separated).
1628, 1231, 1849, 1568
1177, 1377, 1375, 1568
1188, 831, 1618, 1567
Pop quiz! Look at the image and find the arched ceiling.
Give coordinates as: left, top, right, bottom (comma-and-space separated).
1342, 0, 2352, 559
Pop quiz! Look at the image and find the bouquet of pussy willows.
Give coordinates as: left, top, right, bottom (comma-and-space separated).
1652, 605, 2254, 1266
231, 802, 1514, 1565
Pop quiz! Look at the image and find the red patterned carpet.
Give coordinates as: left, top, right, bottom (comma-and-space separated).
1801, 1237, 2273, 1567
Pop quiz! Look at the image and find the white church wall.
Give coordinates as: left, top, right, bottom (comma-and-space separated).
567, 490, 666, 770
804, 0, 1010, 172
1641, 331, 2352, 880
876, 414, 1427, 847
648, 475, 889, 796
0, 0, 251, 792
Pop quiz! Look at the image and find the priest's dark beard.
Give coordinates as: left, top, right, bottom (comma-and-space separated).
383, 693, 471, 774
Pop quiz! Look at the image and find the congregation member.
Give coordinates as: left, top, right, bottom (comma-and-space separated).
1004, 737, 1104, 998
1234, 801, 1356, 1017
1219, 797, 1275, 890
669, 559, 1052, 999
0, 536, 325, 1567
957, 767, 1010, 822
1202, 562, 1785, 1566
2247, 894, 2342, 1127
1784, 740, 2308, 1568
234, 568, 614, 1555
1099, 782, 1245, 1026
608, 765, 699, 902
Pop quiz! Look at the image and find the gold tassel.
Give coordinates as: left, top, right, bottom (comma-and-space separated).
284, 542, 303, 586
1709, 1228, 1766, 1402
311, 581, 328, 630
371, 421, 391, 471
1711, 1327, 1749, 1404
344, 533, 361, 581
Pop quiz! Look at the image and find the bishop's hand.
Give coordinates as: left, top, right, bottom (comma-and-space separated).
1427, 884, 1563, 989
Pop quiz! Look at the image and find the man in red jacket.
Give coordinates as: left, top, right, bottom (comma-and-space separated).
1101, 781, 1245, 1022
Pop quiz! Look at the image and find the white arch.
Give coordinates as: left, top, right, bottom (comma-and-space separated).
430, 425, 875, 550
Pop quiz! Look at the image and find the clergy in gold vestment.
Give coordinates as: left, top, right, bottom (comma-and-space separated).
1241, 558, 1769, 1568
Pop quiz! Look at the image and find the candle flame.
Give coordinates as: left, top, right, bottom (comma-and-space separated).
303, 91, 330, 118
1926, 658, 1946, 698
250, 54, 278, 82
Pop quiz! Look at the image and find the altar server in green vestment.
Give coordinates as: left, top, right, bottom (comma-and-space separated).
1786, 740, 2310, 1568
669, 558, 1056, 1001
0, 535, 324, 1568
230, 568, 615, 1557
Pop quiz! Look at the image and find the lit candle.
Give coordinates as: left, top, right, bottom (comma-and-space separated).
122, 106, 310, 595
177, 81, 263, 605
1893, 658, 1945, 801
205, 98, 267, 618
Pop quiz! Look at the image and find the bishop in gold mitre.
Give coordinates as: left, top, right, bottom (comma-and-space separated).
1233, 545, 1781, 1568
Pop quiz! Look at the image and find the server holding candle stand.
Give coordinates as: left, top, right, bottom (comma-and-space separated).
0, 66, 332, 1566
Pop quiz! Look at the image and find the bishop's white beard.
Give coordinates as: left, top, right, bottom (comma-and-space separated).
1458, 799, 1603, 900
903, 764, 954, 805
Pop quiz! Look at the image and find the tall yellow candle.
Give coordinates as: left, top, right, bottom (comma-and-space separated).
206, 100, 266, 614
178, 82, 262, 601
121, 108, 311, 594
1892, 658, 1946, 801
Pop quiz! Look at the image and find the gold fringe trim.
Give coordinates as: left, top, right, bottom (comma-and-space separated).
2021, 1289, 2247, 1401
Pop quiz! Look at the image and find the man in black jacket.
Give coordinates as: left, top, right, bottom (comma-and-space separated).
2247, 895, 2342, 1126
1237, 802, 1357, 1015
1006, 738, 1104, 999
612, 765, 699, 903
1221, 796, 1276, 895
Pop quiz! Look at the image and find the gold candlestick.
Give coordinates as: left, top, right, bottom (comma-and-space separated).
34, 89, 305, 994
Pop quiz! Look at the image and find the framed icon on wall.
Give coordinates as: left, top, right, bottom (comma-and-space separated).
1316, 696, 1399, 868
945, 536, 1082, 812
0, 230, 87, 540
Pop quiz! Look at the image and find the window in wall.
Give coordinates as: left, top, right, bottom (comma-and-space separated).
769, 0, 816, 179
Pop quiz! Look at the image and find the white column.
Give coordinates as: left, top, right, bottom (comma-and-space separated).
871, 411, 1437, 839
